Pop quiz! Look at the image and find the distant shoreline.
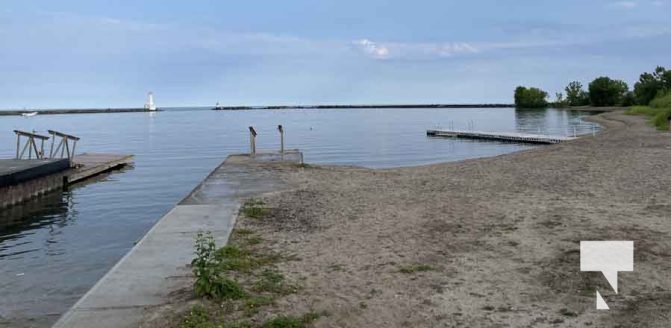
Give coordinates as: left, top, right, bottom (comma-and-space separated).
0, 104, 622, 116
0, 108, 156, 116
213, 103, 516, 110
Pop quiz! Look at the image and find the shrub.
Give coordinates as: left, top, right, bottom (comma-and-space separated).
649, 90, 671, 109
193, 232, 246, 300
514, 86, 548, 108
634, 66, 671, 105
588, 76, 629, 106
565, 81, 590, 106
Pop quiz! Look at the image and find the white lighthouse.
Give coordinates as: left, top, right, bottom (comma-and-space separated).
144, 92, 157, 111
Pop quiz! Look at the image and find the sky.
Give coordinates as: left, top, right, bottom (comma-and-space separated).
0, 0, 670, 108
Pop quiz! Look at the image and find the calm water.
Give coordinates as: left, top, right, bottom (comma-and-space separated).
0, 107, 596, 327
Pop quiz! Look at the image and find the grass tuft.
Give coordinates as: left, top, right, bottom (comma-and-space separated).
241, 198, 269, 219
179, 305, 212, 328
626, 106, 671, 130
253, 270, 299, 295
261, 311, 326, 328
650, 92, 671, 109
398, 264, 435, 274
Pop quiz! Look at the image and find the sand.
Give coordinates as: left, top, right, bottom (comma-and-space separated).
150, 111, 670, 327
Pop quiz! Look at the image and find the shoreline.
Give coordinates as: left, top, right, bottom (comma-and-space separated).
148, 110, 670, 327
0, 104, 622, 116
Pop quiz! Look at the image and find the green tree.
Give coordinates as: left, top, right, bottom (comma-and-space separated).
514, 86, 548, 108
564, 81, 590, 106
554, 92, 568, 108
634, 66, 670, 105
588, 77, 629, 107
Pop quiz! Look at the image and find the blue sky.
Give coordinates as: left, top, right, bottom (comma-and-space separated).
0, 0, 669, 108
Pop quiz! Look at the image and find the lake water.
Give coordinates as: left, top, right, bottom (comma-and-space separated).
0, 107, 597, 327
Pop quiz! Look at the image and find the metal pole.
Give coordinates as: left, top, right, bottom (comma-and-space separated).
40, 139, 45, 158
573, 126, 576, 137
61, 137, 66, 158
592, 125, 596, 136
71, 140, 77, 161
16, 134, 20, 159
248, 126, 257, 155
28, 137, 34, 159
64, 137, 70, 159
278, 125, 284, 153
50, 132, 55, 158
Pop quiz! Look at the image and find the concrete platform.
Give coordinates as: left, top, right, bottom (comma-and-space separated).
52, 151, 302, 328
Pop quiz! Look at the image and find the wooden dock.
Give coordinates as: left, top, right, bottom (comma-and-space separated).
426, 129, 576, 144
67, 153, 134, 184
0, 153, 133, 208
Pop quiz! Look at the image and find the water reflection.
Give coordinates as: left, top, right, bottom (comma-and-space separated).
0, 192, 73, 259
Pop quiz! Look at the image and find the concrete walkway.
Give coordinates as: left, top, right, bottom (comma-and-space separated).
53, 151, 302, 328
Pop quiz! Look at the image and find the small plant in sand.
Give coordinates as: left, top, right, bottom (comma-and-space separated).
261, 312, 325, 328
241, 198, 269, 219
398, 264, 435, 274
184, 229, 317, 326
179, 305, 212, 328
193, 232, 246, 300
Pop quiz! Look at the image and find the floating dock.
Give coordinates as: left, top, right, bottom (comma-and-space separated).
53, 150, 302, 328
67, 153, 134, 184
426, 129, 576, 144
0, 153, 133, 208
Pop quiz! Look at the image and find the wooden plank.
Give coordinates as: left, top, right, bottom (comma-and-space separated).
66, 153, 134, 184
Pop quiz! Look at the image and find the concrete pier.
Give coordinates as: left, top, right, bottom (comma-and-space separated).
52, 150, 302, 328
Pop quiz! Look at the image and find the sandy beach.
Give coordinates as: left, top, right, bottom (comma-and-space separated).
151, 111, 670, 327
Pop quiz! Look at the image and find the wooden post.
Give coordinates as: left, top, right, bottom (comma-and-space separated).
16, 133, 20, 159
249, 126, 257, 155
278, 125, 284, 153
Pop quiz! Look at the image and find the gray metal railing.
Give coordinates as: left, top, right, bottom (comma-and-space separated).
14, 130, 50, 159
48, 130, 80, 161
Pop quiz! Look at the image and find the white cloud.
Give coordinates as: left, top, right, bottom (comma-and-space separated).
612, 1, 638, 8
353, 39, 479, 60
353, 39, 390, 59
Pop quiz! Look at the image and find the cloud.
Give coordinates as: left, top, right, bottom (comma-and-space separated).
353, 39, 479, 60
612, 1, 638, 8
353, 39, 390, 59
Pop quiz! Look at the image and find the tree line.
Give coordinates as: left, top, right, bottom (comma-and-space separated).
514, 66, 671, 108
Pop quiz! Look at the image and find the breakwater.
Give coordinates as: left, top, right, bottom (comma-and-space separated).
0, 108, 156, 116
